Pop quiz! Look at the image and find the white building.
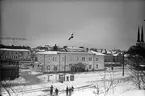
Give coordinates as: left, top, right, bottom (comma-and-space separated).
36, 50, 105, 73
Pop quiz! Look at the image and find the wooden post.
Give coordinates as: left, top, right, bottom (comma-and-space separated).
122, 53, 124, 76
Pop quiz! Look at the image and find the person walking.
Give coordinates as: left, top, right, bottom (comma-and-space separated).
68, 87, 72, 96
55, 88, 58, 96
50, 85, 53, 96
71, 86, 74, 92
66, 86, 69, 96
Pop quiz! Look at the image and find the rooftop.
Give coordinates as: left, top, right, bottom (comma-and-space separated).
0, 48, 30, 51
36, 51, 58, 54
90, 50, 105, 55
36, 51, 105, 55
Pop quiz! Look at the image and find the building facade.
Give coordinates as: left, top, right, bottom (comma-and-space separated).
36, 51, 105, 73
104, 53, 124, 67
0, 48, 32, 68
0, 48, 32, 80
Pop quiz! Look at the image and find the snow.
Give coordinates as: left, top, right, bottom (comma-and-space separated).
119, 90, 145, 96
59, 51, 94, 54
1, 67, 143, 96
72, 89, 94, 96
36, 51, 58, 54
0, 48, 29, 51
90, 50, 105, 55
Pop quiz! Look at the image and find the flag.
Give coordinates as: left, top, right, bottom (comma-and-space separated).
68, 33, 74, 40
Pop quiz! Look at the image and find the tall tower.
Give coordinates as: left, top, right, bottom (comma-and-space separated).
141, 26, 144, 42
137, 26, 140, 42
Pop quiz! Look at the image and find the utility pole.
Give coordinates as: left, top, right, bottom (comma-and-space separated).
122, 52, 124, 76
64, 54, 66, 81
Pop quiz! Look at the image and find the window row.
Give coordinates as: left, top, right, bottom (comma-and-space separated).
89, 64, 98, 69
47, 64, 99, 70
61, 57, 98, 61
0, 56, 28, 59
0, 52, 28, 55
40, 55, 99, 62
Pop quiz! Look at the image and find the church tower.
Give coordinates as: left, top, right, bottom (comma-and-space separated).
141, 26, 144, 42
137, 26, 140, 42
136, 25, 145, 47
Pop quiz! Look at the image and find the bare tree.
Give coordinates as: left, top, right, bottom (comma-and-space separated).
93, 70, 119, 96
126, 45, 145, 90
127, 59, 145, 90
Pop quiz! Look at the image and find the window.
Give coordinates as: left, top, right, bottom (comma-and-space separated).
89, 57, 92, 61
89, 65, 92, 69
82, 57, 85, 61
66, 65, 69, 67
96, 64, 98, 68
54, 65, 57, 71
62, 57, 64, 61
96, 58, 98, 61
55, 57, 57, 61
76, 57, 79, 61
47, 65, 50, 70
70, 56, 72, 61
69, 64, 72, 67
53, 57, 55, 61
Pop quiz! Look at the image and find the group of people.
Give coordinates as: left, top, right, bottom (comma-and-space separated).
50, 85, 59, 96
49, 85, 74, 96
66, 86, 74, 96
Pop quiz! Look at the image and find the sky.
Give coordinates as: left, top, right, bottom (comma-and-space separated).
1, 0, 145, 50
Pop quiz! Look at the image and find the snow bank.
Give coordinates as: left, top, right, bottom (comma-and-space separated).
119, 90, 145, 96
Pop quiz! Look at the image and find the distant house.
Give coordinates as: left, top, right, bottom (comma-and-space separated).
0, 48, 32, 68
104, 53, 124, 67
0, 48, 32, 80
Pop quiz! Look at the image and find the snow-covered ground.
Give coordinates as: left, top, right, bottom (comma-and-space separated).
1, 67, 143, 96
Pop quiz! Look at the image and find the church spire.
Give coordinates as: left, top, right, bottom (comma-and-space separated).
137, 26, 140, 42
141, 26, 144, 42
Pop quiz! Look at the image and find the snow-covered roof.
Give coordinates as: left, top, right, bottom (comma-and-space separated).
37, 49, 46, 52
124, 54, 128, 57
58, 51, 94, 54
36, 51, 58, 54
65, 46, 86, 52
90, 50, 105, 55
107, 51, 112, 54
0, 48, 29, 52
112, 54, 119, 56
67, 46, 83, 49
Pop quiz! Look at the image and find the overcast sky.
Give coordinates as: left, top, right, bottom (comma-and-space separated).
1, 0, 145, 50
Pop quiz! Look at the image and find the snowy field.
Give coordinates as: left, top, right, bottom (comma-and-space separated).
1, 67, 144, 96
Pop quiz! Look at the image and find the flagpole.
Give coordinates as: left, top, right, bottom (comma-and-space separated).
63, 33, 73, 82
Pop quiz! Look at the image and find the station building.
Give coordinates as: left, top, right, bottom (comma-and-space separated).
36, 50, 105, 73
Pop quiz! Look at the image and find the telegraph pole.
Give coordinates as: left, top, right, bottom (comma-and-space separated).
64, 54, 66, 81
122, 52, 124, 76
